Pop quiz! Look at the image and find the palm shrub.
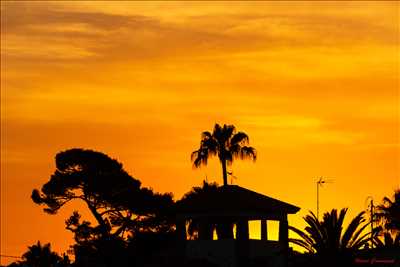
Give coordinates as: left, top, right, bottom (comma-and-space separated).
289, 208, 374, 266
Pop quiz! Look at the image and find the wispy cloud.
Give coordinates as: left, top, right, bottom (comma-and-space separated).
2, 1, 397, 63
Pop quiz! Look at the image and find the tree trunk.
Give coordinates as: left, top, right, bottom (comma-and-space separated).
222, 158, 228, 186
86, 201, 109, 237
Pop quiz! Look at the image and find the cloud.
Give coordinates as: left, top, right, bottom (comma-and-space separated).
2, 1, 397, 65
1, 2, 156, 32
1, 1, 162, 60
1, 1, 398, 146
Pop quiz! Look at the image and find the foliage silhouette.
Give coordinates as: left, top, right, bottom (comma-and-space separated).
191, 123, 256, 186
127, 231, 179, 267
289, 208, 375, 267
373, 190, 400, 249
25, 148, 400, 267
374, 231, 400, 248
180, 181, 236, 240
72, 236, 129, 267
31, 148, 175, 267
375, 189, 400, 234
32, 148, 174, 241
180, 181, 219, 240
8, 241, 70, 267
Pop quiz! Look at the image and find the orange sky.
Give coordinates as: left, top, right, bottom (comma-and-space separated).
1, 1, 399, 265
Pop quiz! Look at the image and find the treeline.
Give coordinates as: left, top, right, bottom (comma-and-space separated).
7, 148, 400, 267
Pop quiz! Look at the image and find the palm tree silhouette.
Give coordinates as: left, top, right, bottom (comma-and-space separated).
191, 123, 256, 186
289, 209, 374, 266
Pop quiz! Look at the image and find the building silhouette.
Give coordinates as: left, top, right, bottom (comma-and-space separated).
175, 185, 300, 267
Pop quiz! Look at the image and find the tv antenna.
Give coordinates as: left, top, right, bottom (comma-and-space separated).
316, 177, 333, 220
228, 171, 238, 185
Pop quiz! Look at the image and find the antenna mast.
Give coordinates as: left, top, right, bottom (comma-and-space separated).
228, 171, 238, 185
316, 177, 333, 220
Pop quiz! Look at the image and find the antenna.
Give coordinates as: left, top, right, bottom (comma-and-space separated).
365, 196, 375, 248
228, 171, 238, 185
316, 177, 333, 220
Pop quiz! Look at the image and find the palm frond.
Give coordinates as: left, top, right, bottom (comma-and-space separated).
230, 132, 249, 146
341, 210, 363, 248
202, 138, 218, 155
382, 197, 394, 206
238, 146, 257, 161
350, 226, 378, 250
212, 124, 223, 143
347, 219, 369, 249
191, 149, 209, 168
303, 212, 326, 252
289, 225, 315, 249
222, 124, 235, 143
201, 131, 212, 139
191, 150, 199, 162
289, 238, 315, 253
334, 208, 347, 248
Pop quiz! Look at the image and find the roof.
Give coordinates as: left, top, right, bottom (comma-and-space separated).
175, 185, 300, 218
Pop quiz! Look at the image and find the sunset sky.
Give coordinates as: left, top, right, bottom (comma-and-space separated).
1, 1, 399, 264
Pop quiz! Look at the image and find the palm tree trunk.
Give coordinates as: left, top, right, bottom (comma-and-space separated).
222, 158, 228, 186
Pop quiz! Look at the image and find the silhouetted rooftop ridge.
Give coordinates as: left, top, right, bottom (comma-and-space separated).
175, 184, 300, 217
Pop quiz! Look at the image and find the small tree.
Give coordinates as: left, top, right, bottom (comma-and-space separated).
180, 181, 220, 240
179, 181, 236, 239
9, 241, 70, 267
32, 148, 174, 244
